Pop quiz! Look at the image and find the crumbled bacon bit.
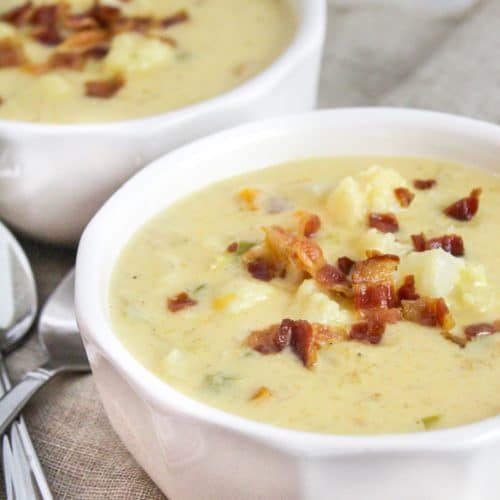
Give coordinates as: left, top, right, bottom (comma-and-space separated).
464, 322, 499, 340
349, 321, 385, 345
426, 234, 464, 257
91, 5, 122, 28
48, 52, 86, 71
361, 307, 402, 325
247, 258, 277, 282
83, 45, 109, 60
394, 187, 415, 207
401, 297, 455, 331
444, 188, 482, 221
411, 233, 465, 257
413, 179, 436, 190
61, 29, 110, 50
246, 319, 347, 369
30, 5, 59, 27
411, 233, 426, 252
63, 13, 99, 31
167, 292, 197, 313
397, 275, 419, 301
2, 2, 33, 26
316, 264, 348, 287
227, 242, 238, 253
352, 254, 399, 310
113, 15, 154, 33
337, 256, 355, 276
297, 212, 321, 238
162, 9, 190, 29
368, 213, 399, 233
32, 26, 63, 46
85, 75, 124, 98
0, 40, 25, 68
246, 319, 294, 354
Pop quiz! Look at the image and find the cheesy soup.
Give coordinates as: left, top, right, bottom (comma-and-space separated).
110, 157, 500, 435
0, 0, 296, 123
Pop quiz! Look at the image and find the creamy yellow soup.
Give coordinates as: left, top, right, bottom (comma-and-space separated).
110, 157, 500, 435
0, 0, 296, 123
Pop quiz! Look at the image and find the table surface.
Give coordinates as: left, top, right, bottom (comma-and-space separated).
3, 1, 500, 498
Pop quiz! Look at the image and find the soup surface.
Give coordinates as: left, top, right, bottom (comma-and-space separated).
0, 0, 296, 123
110, 157, 500, 434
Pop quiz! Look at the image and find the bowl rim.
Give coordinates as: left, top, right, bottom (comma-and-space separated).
0, 0, 325, 135
76, 107, 500, 456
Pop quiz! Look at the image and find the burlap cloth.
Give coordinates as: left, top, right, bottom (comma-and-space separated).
3, 1, 499, 497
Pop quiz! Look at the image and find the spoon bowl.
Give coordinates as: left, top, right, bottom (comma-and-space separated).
0, 269, 90, 437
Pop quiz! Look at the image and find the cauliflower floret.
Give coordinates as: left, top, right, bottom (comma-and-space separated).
454, 263, 497, 313
326, 176, 365, 228
213, 278, 276, 314
327, 166, 409, 227
398, 249, 465, 298
357, 228, 411, 259
105, 33, 174, 74
287, 279, 352, 326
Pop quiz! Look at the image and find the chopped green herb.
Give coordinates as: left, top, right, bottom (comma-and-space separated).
176, 50, 192, 62
236, 241, 256, 256
204, 372, 238, 393
421, 414, 441, 430
193, 284, 207, 294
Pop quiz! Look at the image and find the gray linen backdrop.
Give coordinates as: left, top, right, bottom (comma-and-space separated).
3, 1, 499, 497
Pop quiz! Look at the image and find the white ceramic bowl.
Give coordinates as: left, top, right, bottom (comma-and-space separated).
75, 108, 500, 500
0, 0, 325, 245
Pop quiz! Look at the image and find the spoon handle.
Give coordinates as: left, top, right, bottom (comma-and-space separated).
0, 357, 53, 499
0, 366, 58, 438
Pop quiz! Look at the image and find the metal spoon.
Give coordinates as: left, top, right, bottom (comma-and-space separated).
0, 270, 90, 438
0, 222, 52, 499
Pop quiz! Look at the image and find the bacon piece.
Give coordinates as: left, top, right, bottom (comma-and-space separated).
401, 297, 455, 331
167, 292, 197, 312
464, 322, 499, 340
337, 256, 355, 276
63, 13, 99, 31
411, 233, 465, 257
394, 187, 414, 207
85, 75, 124, 98
113, 16, 154, 33
263, 225, 350, 294
48, 52, 86, 71
349, 321, 385, 345
30, 5, 59, 27
426, 234, 464, 257
246, 319, 347, 368
83, 45, 109, 60
397, 275, 419, 302
297, 212, 321, 238
1, 2, 33, 26
227, 242, 238, 253
61, 29, 110, 50
444, 188, 482, 221
246, 319, 294, 354
352, 254, 399, 310
32, 26, 62, 46
0, 40, 25, 68
368, 213, 399, 233
247, 258, 277, 282
361, 307, 402, 325
411, 233, 426, 252
162, 9, 189, 29
91, 5, 122, 28
414, 179, 436, 190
